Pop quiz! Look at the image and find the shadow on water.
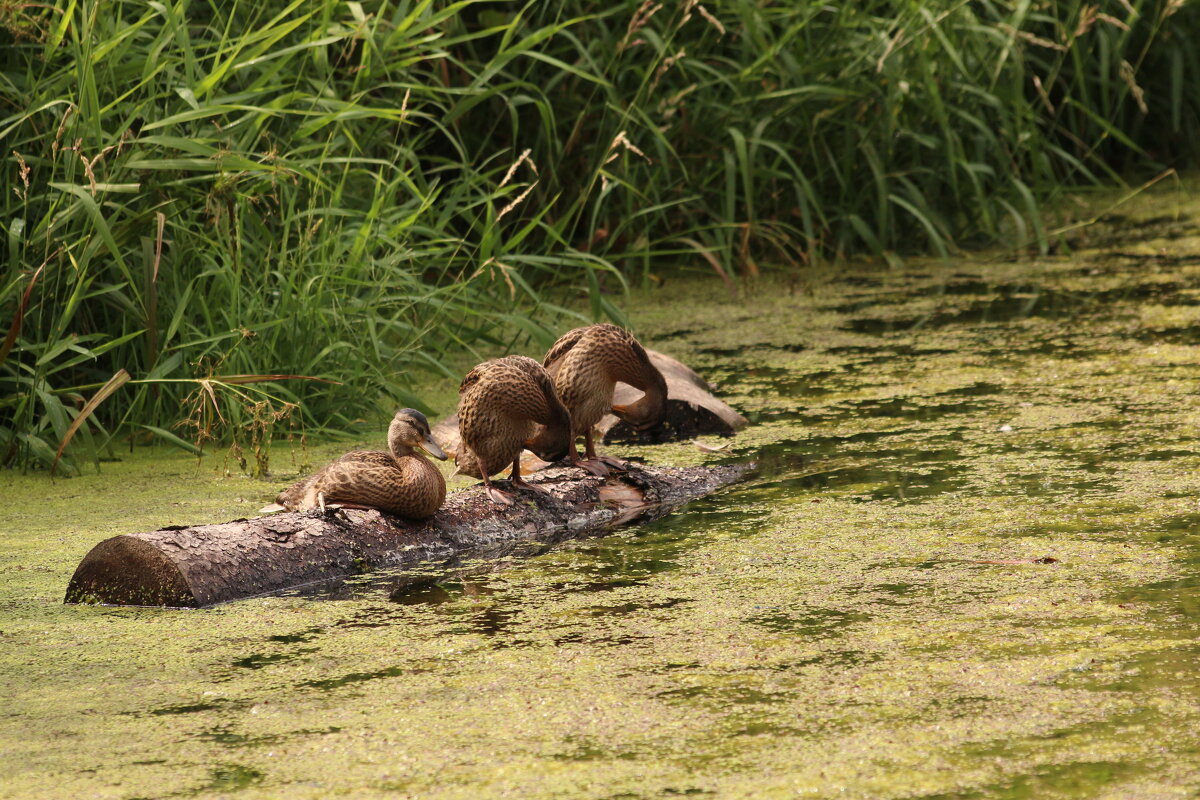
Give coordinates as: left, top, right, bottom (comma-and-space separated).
305, 496, 757, 608
299, 663, 437, 691
844, 279, 1192, 335
735, 366, 841, 399
268, 261, 1200, 711
748, 379, 1004, 426
738, 434, 970, 503
266, 627, 323, 644
807, 394, 995, 424
196, 727, 276, 747
655, 683, 793, 706
918, 760, 1143, 800
231, 648, 317, 670
747, 607, 869, 637
146, 701, 239, 717
198, 764, 264, 794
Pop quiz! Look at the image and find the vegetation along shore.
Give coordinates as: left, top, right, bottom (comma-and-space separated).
3, 1, 1198, 471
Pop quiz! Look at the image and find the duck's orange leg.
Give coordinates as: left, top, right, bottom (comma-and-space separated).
582, 430, 626, 472
509, 456, 552, 496
570, 434, 610, 476
476, 457, 515, 506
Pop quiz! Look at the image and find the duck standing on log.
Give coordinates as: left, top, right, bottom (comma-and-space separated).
543, 323, 667, 476
454, 355, 573, 505
267, 409, 448, 517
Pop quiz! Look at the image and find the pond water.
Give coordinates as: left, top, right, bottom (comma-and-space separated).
6, 195, 1200, 798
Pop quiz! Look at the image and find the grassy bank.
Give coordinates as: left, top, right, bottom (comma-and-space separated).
2, 0, 1198, 472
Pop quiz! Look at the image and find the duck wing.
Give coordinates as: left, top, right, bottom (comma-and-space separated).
502, 356, 570, 428
542, 326, 590, 370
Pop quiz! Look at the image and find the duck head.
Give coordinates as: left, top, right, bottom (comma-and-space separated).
611, 369, 668, 432
526, 418, 572, 462
389, 409, 448, 460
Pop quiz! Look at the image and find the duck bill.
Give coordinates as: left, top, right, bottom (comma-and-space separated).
419, 435, 449, 461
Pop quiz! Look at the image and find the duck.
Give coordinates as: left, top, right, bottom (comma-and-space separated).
542, 323, 667, 475
270, 408, 448, 518
454, 355, 572, 505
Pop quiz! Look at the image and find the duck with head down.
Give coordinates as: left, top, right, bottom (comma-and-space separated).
272, 408, 448, 518
454, 355, 572, 505
542, 323, 667, 476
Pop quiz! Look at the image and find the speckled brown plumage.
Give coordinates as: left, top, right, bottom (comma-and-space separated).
276, 409, 447, 519
542, 323, 667, 472
455, 355, 571, 504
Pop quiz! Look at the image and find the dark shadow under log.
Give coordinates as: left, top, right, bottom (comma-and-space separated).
65, 463, 752, 608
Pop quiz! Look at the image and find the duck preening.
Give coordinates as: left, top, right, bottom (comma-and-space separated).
269, 408, 447, 518
543, 323, 667, 476
454, 355, 572, 505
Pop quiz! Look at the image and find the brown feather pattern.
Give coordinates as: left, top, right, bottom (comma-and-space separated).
276, 410, 446, 518
542, 323, 667, 436
455, 355, 571, 478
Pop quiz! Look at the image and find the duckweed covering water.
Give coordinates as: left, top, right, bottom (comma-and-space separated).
7, 191, 1200, 797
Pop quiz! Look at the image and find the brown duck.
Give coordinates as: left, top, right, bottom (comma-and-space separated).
454, 355, 572, 505
543, 323, 667, 475
271, 409, 447, 518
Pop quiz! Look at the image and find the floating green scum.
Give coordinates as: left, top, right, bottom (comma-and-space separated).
6, 189, 1200, 798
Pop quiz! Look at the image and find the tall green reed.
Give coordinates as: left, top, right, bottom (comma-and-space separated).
1, 0, 1196, 473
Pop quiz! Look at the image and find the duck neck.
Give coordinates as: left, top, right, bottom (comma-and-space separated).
389, 443, 418, 460
387, 425, 419, 461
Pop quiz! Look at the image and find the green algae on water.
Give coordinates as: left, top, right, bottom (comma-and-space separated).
7, 186, 1200, 798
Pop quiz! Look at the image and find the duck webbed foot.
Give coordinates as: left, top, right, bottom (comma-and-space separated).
576, 432, 626, 475
509, 473, 552, 496
484, 484, 517, 505
570, 452, 612, 477
478, 468, 516, 506
330, 502, 376, 512
594, 454, 628, 470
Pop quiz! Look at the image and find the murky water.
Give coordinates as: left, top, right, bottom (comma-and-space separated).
6, 193, 1200, 797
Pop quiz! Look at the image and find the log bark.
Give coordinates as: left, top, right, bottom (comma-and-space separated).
431, 349, 747, 455
65, 463, 752, 608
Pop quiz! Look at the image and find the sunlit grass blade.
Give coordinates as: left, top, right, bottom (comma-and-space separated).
51, 368, 130, 476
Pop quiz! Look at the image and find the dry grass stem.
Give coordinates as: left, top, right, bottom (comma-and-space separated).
1032, 74, 1055, 112
153, 212, 165, 282
1120, 60, 1148, 114
1097, 12, 1130, 30
695, 4, 726, 36
652, 48, 685, 88
998, 23, 1068, 51
473, 257, 517, 299
12, 150, 29, 199
619, 0, 662, 51
1075, 4, 1098, 37
496, 149, 539, 221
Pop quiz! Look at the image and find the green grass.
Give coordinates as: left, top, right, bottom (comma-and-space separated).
2, 0, 1198, 473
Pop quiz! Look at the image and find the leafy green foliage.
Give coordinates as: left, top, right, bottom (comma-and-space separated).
1, 0, 1196, 472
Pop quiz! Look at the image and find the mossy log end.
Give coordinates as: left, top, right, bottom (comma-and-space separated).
65, 462, 752, 608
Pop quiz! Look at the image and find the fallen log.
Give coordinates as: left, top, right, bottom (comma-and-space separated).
432, 349, 747, 455
65, 462, 752, 608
